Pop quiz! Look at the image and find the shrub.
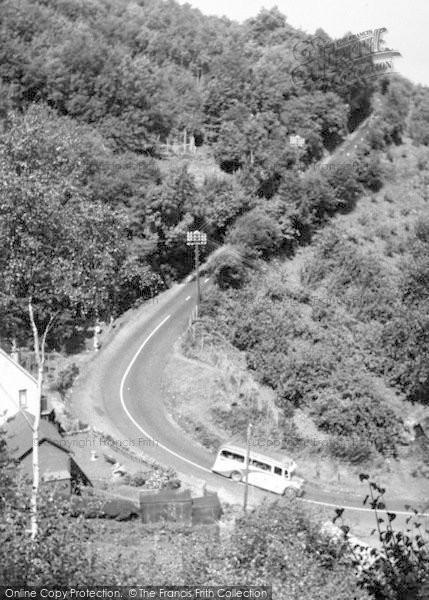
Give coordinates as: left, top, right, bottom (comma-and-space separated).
311, 393, 401, 456
101, 499, 140, 521
211, 405, 266, 437
209, 244, 250, 289
326, 437, 374, 464
342, 477, 429, 599
301, 226, 399, 323
355, 151, 385, 192
128, 472, 148, 487
325, 164, 363, 211
50, 363, 79, 400
226, 208, 283, 258
226, 501, 370, 599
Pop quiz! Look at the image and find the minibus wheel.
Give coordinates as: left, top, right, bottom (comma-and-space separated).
230, 471, 242, 482
284, 487, 297, 498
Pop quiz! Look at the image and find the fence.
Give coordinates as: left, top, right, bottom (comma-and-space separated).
139, 488, 222, 525
158, 129, 196, 157
4, 348, 63, 380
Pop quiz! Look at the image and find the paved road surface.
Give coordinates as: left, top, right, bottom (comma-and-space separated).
78, 278, 428, 527
73, 112, 428, 542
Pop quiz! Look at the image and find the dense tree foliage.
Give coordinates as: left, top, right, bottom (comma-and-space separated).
0, 105, 150, 348
0, 0, 396, 351
382, 218, 429, 404
0, 0, 377, 168
199, 256, 403, 458
410, 85, 429, 146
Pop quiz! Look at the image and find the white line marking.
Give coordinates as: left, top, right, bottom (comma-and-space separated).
120, 316, 212, 474
120, 318, 429, 514
204, 278, 210, 283
185, 296, 191, 301
301, 497, 429, 517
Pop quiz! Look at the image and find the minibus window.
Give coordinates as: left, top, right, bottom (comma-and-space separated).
220, 450, 245, 463
250, 459, 271, 471
274, 466, 282, 476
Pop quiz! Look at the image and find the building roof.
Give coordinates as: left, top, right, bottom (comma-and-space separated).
42, 470, 71, 482
1, 411, 67, 460
0, 348, 37, 385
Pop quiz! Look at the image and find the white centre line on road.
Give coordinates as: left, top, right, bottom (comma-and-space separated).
119, 315, 212, 474
301, 497, 429, 517
185, 296, 191, 301
119, 317, 429, 515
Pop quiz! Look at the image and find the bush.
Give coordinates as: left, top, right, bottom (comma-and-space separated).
211, 406, 266, 437
346, 477, 429, 599
355, 151, 385, 192
326, 437, 374, 464
301, 226, 399, 323
325, 165, 363, 211
226, 208, 283, 258
50, 363, 79, 400
225, 501, 370, 599
209, 245, 250, 289
311, 392, 401, 456
382, 306, 429, 404
101, 499, 140, 521
127, 472, 148, 487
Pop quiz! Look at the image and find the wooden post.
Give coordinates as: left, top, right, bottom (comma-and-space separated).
243, 423, 253, 512
195, 243, 201, 307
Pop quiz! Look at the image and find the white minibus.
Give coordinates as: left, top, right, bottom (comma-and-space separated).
211, 443, 304, 497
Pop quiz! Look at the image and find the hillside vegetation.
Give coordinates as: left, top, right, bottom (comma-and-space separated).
1, 0, 429, 596
1, 0, 422, 352
184, 141, 429, 478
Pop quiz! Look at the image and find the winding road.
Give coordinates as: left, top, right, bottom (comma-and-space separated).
84, 279, 271, 505
75, 276, 429, 532
72, 112, 428, 542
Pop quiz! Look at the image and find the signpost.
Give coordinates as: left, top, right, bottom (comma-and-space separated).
289, 134, 306, 148
186, 230, 207, 312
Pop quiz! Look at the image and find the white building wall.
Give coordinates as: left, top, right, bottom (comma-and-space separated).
0, 350, 38, 425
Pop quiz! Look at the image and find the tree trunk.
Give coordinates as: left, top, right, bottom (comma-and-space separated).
31, 362, 43, 540
28, 298, 41, 540
28, 298, 54, 540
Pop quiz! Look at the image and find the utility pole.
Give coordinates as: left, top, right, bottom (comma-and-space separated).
243, 422, 253, 512
186, 230, 207, 312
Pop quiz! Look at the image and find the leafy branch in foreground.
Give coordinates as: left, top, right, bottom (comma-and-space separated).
334, 475, 429, 600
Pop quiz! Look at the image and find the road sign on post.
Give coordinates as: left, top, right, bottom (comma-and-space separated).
186, 230, 207, 313
289, 134, 305, 148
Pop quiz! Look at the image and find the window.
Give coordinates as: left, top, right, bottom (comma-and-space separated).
284, 470, 290, 479
220, 450, 245, 463
274, 466, 282, 476
19, 389, 27, 408
250, 459, 271, 472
